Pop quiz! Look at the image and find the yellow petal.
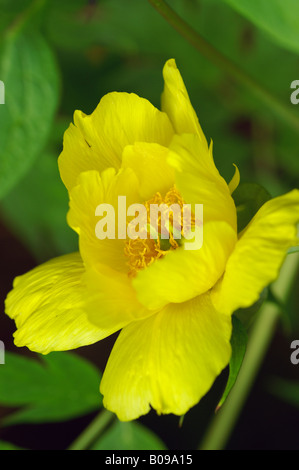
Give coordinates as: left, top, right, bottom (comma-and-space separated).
67, 169, 152, 331
162, 59, 208, 147
168, 133, 237, 231
5, 253, 113, 354
100, 293, 232, 421
59, 92, 174, 191
228, 164, 240, 194
212, 190, 299, 315
83, 264, 152, 332
67, 168, 141, 273
122, 142, 175, 200
133, 221, 237, 310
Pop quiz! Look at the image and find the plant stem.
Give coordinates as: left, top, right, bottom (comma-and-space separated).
199, 252, 299, 450
147, 0, 299, 133
68, 409, 115, 451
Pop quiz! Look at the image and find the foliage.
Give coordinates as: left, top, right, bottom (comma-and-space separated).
0, 351, 102, 425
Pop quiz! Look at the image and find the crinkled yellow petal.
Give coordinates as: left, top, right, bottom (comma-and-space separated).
5, 253, 113, 354
133, 221, 237, 310
67, 167, 141, 273
211, 190, 299, 315
162, 59, 208, 148
100, 292, 232, 421
122, 142, 175, 200
168, 133, 237, 231
83, 264, 153, 333
58, 92, 174, 192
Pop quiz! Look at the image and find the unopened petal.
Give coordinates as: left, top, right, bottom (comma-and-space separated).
162, 58, 208, 147
59, 92, 174, 191
168, 134, 237, 231
122, 142, 175, 200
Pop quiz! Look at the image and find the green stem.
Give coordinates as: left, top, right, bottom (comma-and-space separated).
147, 0, 299, 133
68, 410, 115, 451
199, 252, 299, 450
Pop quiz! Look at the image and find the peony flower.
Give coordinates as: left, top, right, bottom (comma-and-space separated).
5, 59, 299, 421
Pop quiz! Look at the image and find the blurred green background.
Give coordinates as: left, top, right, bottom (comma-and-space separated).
0, 0, 298, 450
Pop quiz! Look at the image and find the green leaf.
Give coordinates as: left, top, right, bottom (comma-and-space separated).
223, 0, 299, 55
0, 352, 102, 425
232, 183, 272, 232
91, 421, 167, 451
1, 151, 78, 261
288, 246, 299, 254
235, 288, 268, 329
0, 0, 32, 33
0, 29, 59, 199
0, 440, 24, 450
44, 0, 200, 55
218, 316, 248, 408
267, 378, 299, 409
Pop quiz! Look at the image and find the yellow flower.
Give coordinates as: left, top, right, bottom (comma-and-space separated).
5, 59, 299, 421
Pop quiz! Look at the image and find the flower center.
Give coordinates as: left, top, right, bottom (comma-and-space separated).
124, 186, 194, 278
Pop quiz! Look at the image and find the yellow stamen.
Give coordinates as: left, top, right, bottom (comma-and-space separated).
124, 186, 194, 278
